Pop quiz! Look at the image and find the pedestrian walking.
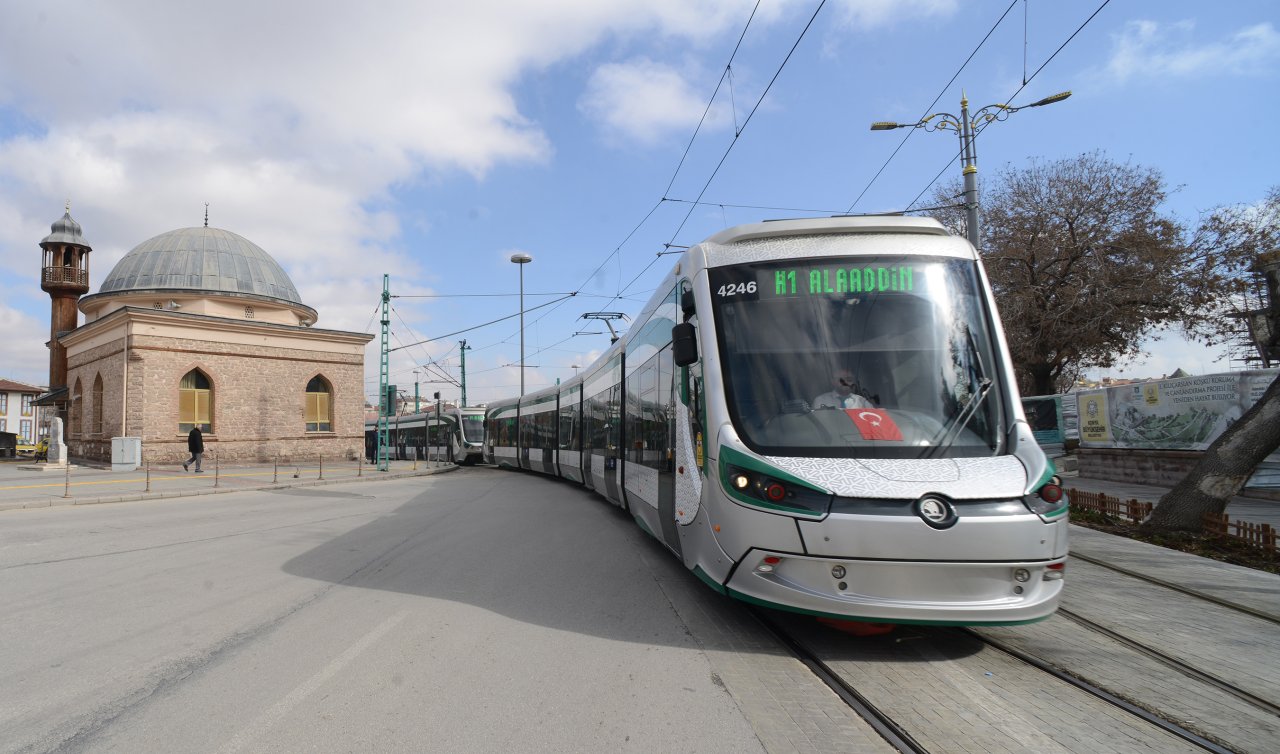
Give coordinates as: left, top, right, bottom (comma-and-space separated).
184, 426, 204, 472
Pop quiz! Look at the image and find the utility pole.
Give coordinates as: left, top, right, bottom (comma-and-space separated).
459, 339, 471, 407
413, 369, 420, 413
871, 90, 1071, 249
376, 274, 391, 471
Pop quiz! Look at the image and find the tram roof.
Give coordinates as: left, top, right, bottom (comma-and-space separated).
704, 215, 948, 246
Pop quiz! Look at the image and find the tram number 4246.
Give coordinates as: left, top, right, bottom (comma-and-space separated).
716, 281, 757, 297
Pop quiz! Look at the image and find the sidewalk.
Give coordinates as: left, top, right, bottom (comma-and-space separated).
1058, 468, 1280, 528
0, 456, 453, 512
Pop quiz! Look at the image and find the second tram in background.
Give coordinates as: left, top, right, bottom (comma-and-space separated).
485, 215, 1068, 626
365, 406, 486, 465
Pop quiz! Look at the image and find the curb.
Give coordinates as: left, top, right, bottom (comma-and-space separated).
0, 464, 458, 513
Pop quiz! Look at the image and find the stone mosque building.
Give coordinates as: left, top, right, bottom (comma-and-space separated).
36, 208, 372, 464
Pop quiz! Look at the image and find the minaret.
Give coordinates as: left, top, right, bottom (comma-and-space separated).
39, 203, 92, 415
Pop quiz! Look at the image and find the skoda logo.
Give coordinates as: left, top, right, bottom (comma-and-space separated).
916, 496, 957, 529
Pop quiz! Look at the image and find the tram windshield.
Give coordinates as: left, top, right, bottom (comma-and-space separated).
709, 255, 1004, 459
459, 414, 485, 443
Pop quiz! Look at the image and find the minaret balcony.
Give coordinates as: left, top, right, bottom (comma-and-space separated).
42, 265, 89, 290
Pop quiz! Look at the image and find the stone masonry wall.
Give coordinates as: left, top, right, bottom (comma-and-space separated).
65, 337, 126, 461
68, 332, 365, 464
1077, 448, 1203, 487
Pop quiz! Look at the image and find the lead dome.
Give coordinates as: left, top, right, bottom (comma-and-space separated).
97, 227, 303, 305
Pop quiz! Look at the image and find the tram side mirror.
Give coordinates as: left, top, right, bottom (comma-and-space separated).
672, 322, 698, 367
680, 289, 696, 318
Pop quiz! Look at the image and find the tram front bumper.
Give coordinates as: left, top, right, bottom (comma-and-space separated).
724, 548, 1064, 626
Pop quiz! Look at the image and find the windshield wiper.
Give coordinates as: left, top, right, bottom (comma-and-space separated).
928, 323, 999, 455
930, 377, 993, 454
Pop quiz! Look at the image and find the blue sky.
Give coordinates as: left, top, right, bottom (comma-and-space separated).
1, 0, 1277, 404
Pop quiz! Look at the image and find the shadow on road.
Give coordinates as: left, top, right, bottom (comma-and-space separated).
281, 466, 977, 662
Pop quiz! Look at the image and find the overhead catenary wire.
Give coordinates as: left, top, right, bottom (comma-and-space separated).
389, 294, 576, 352
663, 197, 963, 218
392, 292, 576, 299
901, 0, 1113, 212
378, 2, 833, 397
661, 0, 763, 199
391, 3, 796, 374
664, 0, 828, 249
603, 0, 828, 304
845, 0, 1019, 215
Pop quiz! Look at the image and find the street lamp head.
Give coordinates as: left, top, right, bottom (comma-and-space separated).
510, 252, 533, 264
1028, 90, 1072, 108
870, 121, 901, 131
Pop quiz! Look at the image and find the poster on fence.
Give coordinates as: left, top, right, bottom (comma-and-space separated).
1077, 369, 1278, 450
1078, 391, 1110, 444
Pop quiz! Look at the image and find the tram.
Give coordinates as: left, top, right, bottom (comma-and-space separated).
485, 216, 1067, 625
365, 406, 486, 465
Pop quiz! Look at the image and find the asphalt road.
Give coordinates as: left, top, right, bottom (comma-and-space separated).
1, 469, 792, 753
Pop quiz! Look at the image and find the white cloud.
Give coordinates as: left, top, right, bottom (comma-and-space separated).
830, 0, 957, 30
0, 297, 51, 386
0, 1, 765, 340
1107, 333, 1231, 381
1102, 20, 1280, 84
579, 58, 732, 145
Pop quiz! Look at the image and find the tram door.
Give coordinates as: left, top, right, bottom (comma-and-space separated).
656, 345, 681, 556
603, 383, 623, 506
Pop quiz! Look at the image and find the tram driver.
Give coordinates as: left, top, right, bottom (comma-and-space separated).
812, 369, 874, 410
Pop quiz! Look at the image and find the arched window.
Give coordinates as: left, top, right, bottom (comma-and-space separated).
305, 376, 332, 432
92, 374, 104, 436
70, 378, 83, 438
179, 370, 212, 433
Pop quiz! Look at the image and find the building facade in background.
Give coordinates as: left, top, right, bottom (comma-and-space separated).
0, 378, 46, 444
41, 213, 372, 464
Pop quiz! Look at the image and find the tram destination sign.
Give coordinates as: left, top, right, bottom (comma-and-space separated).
711, 260, 919, 303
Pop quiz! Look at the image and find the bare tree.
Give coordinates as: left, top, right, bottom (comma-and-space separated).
1141, 372, 1280, 531
1142, 188, 1280, 532
930, 152, 1191, 395
1183, 186, 1280, 364
929, 153, 1280, 533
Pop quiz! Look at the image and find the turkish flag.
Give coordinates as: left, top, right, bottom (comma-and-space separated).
845, 409, 903, 441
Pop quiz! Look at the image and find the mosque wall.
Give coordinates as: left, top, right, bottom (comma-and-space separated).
63, 321, 370, 464
127, 332, 366, 464
64, 334, 127, 461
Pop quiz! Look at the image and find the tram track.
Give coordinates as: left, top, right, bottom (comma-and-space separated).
1055, 606, 1280, 719
748, 607, 930, 754
753, 605, 1249, 754
962, 626, 1240, 754
1069, 551, 1280, 626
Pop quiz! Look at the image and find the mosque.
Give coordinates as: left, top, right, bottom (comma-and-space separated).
35, 207, 373, 464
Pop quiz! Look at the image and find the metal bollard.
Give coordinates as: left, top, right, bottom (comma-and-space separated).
318, 454, 323, 480
145, 461, 151, 493
63, 460, 71, 498
214, 455, 220, 488
358, 451, 363, 477
274, 456, 279, 483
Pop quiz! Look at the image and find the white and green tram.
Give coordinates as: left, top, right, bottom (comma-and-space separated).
485, 216, 1067, 625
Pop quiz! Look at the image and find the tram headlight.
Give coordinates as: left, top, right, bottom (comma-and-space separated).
721, 463, 832, 515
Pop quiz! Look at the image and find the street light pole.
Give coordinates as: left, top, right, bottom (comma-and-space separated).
871, 90, 1071, 250
958, 95, 980, 250
510, 253, 533, 395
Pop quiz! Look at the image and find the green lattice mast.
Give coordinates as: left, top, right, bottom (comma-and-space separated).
460, 339, 470, 407
376, 274, 391, 471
